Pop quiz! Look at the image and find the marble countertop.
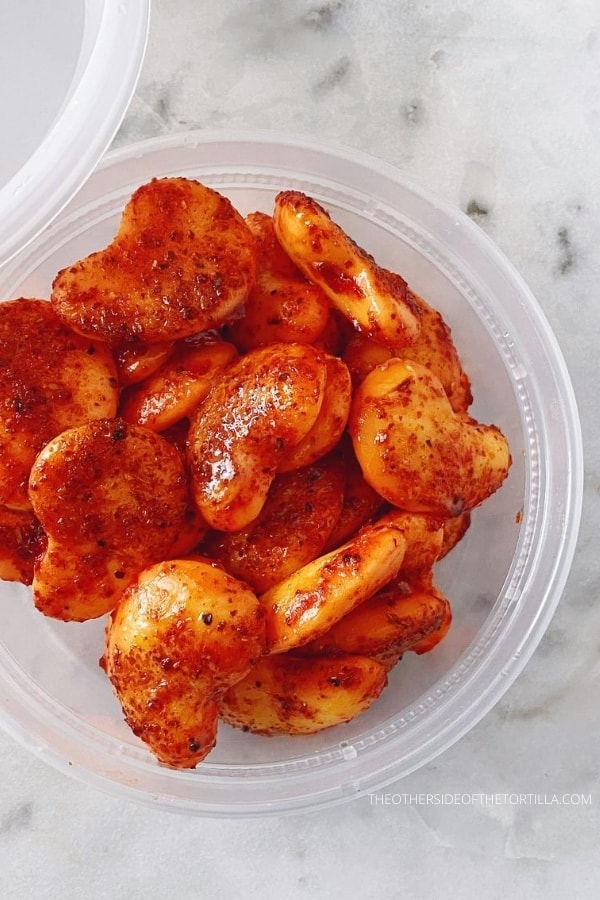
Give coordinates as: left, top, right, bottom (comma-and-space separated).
2, 1, 599, 896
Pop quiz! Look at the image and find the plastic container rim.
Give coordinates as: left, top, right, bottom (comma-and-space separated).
0, 0, 151, 268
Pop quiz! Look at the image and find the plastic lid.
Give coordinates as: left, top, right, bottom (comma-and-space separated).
0, 0, 150, 267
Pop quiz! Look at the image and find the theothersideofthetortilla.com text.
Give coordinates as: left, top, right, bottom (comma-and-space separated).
368, 792, 592, 806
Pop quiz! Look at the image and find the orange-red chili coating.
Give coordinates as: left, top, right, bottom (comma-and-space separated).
202, 451, 345, 592
0, 298, 118, 510
28, 418, 188, 621
187, 342, 328, 531
51, 177, 257, 345
105, 558, 266, 767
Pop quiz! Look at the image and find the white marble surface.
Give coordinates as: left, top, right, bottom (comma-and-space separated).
2, 0, 600, 896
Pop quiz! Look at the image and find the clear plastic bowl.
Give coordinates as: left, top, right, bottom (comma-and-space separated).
0, 132, 583, 816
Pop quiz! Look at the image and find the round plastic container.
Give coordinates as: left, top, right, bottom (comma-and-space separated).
0, 0, 150, 266
0, 132, 583, 816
